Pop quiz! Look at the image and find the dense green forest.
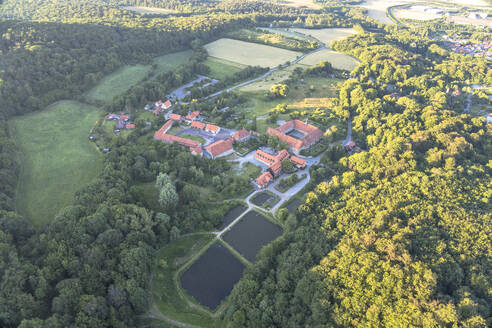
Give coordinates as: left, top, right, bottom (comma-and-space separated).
0, 0, 490, 327
224, 26, 492, 328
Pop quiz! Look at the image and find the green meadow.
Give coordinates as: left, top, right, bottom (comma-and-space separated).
12, 100, 102, 226
85, 64, 152, 103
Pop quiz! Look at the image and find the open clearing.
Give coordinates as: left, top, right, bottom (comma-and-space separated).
289, 28, 357, 46
153, 50, 193, 75
222, 211, 283, 262
181, 242, 245, 310
203, 57, 245, 80
12, 100, 102, 226
123, 6, 178, 15
393, 8, 441, 21
85, 64, 151, 103
204, 38, 302, 68
300, 49, 359, 71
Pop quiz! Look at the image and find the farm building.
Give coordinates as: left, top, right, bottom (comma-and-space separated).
204, 138, 233, 159
154, 133, 200, 148
254, 149, 290, 167
163, 100, 173, 109
267, 120, 322, 155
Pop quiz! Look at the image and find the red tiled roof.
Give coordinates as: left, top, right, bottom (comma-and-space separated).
170, 114, 181, 121
155, 120, 174, 137
153, 107, 163, 115
191, 121, 205, 129
268, 120, 322, 151
232, 128, 250, 141
256, 171, 273, 187
125, 124, 136, 129
185, 111, 200, 121
163, 100, 172, 109
270, 161, 282, 176
190, 146, 203, 155
290, 156, 306, 167
205, 124, 220, 133
120, 115, 129, 120
204, 139, 233, 158
155, 133, 200, 147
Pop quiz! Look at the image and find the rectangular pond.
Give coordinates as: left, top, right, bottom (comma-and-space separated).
251, 192, 278, 207
220, 205, 248, 230
223, 211, 283, 262
285, 198, 302, 213
180, 242, 245, 310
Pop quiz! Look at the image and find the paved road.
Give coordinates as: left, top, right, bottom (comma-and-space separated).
169, 75, 219, 102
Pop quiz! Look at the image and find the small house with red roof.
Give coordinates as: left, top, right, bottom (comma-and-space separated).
125, 124, 136, 129
169, 113, 181, 121
120, 115, 129, 121
163, 100, 172, 110
232, 129, 251, 143
191, 121, 205, 130
185, 111, 201, 122
190, 146, 203, 157
256, 171, 273, 188
205, 124, 220, 134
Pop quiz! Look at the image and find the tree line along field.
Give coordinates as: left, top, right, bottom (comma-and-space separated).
299, 49, 359, 71
85, 50, 193, 104
11, 100, 102, 227
204, 38, 303, 68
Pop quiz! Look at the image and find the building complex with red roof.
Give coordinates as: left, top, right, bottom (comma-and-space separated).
169, 113, 181, 121
267, 120, 322, 154
185, 111, 201, 122
204, 138, 234, 159
253, 148, 307, 188
205, 124, 220, 134
256, 171, 273, 188
191, 121, 205, 129
154, 120, 201, 152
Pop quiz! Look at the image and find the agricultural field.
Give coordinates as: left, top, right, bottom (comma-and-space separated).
202, 57, 245, 80
289, 28, 358, 46
150, 234, 218, 327
261, 27, 318, 41
153, 50, 193, 75
226, 28, 318, 52
299, 49, 360, 71
12, 100, 102, 226
393, 7, 442, 21
356, 0, 413, 24
85, 64, 151, 103
204, 38, 302, 68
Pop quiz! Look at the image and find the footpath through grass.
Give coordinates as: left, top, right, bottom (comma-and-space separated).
12, 100, 102, 227
151, 234, 220, 328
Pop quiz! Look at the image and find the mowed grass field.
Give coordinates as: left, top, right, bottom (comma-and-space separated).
289, 28, 357, 46
85, 64, 152, 103
203, 57, 245, 80
204, 38, 302, 68
12, 100, 102, 226
153, 50, 193, 75
300, 49, 359, 71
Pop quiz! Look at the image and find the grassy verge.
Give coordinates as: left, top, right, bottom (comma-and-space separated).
151, 234, 219, 328
12, 100, 102, 227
